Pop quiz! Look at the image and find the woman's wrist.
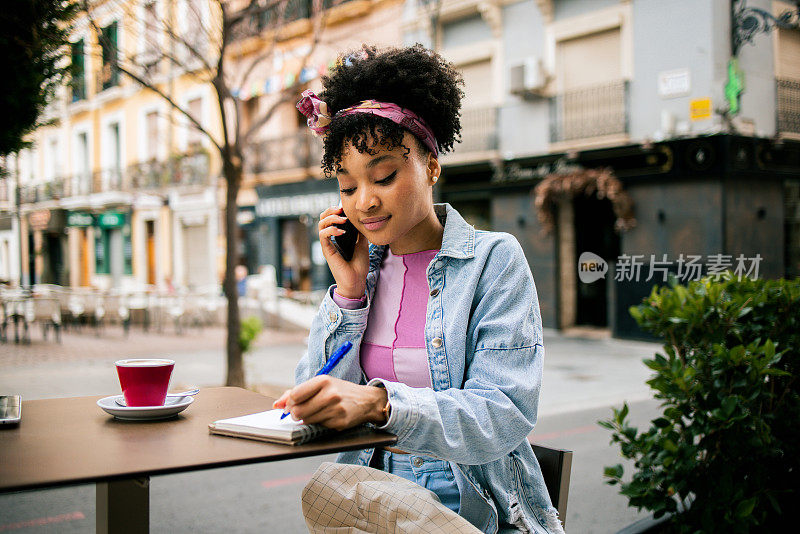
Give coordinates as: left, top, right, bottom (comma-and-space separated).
335, 285, 366, 300
365, 385, 389, 425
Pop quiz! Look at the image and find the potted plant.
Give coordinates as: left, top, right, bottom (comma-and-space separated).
600, 274, 799, 532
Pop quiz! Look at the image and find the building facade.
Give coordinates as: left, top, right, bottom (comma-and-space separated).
5, 0, 222, 292
402, 0, 800, 338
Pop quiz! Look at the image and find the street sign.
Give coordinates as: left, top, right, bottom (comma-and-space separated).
67, 211, 94, 227
96, 212, 126, 228
658, 69, 691, 98
690, 97, 712, 121
29, 210, 51, 230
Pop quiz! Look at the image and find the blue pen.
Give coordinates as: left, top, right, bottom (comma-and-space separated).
280, 341, 353, 420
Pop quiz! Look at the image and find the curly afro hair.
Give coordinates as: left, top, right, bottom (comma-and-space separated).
317, 44, 464, 178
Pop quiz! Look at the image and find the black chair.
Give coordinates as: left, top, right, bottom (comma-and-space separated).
531, 442, 573, 530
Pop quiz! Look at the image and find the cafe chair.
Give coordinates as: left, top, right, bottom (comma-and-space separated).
529, 441, 573, 530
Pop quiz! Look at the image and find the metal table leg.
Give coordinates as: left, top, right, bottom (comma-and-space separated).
96, 477, 149, 534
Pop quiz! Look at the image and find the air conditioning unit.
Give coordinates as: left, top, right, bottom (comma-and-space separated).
509, 58, 549, 98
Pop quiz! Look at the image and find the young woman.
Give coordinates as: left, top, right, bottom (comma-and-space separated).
273, 44, 563, 534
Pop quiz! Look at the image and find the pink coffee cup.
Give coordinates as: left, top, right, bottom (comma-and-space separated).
116, 359, 175, 407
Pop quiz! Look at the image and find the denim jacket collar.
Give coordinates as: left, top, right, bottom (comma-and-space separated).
368, 203, 475, 271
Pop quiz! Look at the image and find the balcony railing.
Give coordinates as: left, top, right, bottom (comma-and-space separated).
19, 179, 67, 204
231, 0, 312, 42
66, 173, 93, 197
93, 168, 123, 193
452, 107, 499, 154
231, 0, 352, 42
246, 131, 320, 174
168, 152, 211, 187
777, 77, 800, 135
119, 152, 212, 192
550, 80, 629, 143
16, 153, 213, 207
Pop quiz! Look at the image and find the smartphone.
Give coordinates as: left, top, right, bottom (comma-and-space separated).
330, 202, 359, 262
0, 395, 21, 425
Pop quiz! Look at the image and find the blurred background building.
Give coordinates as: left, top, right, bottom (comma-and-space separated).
1, 0, 798, 339
2, 0, 222, 293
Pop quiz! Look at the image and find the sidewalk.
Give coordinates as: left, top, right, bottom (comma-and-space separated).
0, 298, 660, 416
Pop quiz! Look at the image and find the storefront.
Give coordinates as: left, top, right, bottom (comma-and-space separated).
94, 211, 133, 288
66, 209, 133, 289
252, 180, 339, 292
26, 209, 67, 286
441, 134, 799, 340
169, 189, 218, 291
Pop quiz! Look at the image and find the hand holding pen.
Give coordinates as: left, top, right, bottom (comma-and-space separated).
279, 341, 353, 419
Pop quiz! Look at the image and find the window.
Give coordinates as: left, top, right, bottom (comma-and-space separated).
456, 60, 497, 153
552, 28, 628, 142
70, 39, 85, 102
776, 27, 800, 135
556, 28, 622, 91
187, 97, 203, 150
145, 111, 159, 160
459, 60, 493, 108
100, 21, 120, 91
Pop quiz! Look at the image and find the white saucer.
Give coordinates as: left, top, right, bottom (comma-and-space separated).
97, 395, 194, 421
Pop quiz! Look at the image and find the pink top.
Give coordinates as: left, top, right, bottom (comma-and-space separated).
332, 248, 439, 388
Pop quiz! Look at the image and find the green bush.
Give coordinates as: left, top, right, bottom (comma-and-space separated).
239, 316, 263, 354
600, 274, 800, 532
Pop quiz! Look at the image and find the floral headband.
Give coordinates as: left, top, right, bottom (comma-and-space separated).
296, 89, 439, 157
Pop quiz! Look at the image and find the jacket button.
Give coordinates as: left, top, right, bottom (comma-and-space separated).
412, 457, 424, 468
328, 312, 337, 322
429, 288, 439, 297
431, 337, 443, 348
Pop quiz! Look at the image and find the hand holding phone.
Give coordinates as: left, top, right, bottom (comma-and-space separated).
318, 203, 369, 299
330, 211, 358, 262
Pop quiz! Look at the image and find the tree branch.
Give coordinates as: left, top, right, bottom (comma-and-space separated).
83, 5, 223, 155
240, 0, 332, 145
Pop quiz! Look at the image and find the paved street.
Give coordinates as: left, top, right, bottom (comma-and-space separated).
0, 317, 663, 533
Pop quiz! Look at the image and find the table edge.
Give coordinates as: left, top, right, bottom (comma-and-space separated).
0, 433, 397, 494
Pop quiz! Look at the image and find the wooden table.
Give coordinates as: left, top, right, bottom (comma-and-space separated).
0, 387, 396, 533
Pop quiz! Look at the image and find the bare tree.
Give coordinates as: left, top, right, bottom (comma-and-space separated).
81, 0, 336, 386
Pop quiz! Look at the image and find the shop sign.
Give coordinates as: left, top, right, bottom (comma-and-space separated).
67, 211, 94, 227
29, 210, 51, 230
658, 69, 690, 98
97, 211, 126, 228
492, 158, 584, 183
256, 192, 340, 218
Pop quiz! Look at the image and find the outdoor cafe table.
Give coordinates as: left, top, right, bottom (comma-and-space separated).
0, 387, 397, 533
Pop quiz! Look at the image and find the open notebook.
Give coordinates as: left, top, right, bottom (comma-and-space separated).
209, 409, 334, 445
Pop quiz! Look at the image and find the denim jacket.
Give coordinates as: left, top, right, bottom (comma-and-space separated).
295, 203, 563, 534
